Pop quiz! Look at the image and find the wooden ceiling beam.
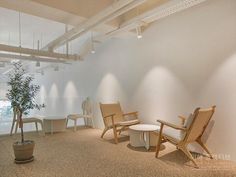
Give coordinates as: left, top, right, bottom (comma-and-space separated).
0, 44, 80, 61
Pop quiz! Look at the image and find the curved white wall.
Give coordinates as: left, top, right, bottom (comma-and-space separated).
32, 0, 236, 160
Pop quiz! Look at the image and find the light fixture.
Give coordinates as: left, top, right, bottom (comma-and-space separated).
36, 60, 40, 67
91, 32, 95, 54
136, 26, 142, 39
91, 45, 95, 54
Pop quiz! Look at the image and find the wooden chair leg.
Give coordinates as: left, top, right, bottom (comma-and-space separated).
91, 117, 94, 128
10, 120, 16, 136
101, 127, 108, 138
118, 126, 125, 135
155, 124, 163, 158
179, 145, 199, 168
35, 122, 39, 133
197, 139, 213, 159
112, 126, 118, 144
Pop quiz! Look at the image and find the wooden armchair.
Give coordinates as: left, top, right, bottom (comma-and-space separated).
155, 106, 216, 168
100, 102, 140, 144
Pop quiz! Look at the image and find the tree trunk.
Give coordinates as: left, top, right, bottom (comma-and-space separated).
18, 112, 24, 143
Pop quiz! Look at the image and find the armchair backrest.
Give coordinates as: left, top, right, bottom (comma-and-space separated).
100, 102, 124, 127
184, 106, 216, 143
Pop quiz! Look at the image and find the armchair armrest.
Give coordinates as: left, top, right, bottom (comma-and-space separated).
178, 115, 186, 121
157, 120, 187, 131
123, 111, 138, 116
103, 114, 116, 127
103, 114, 115, 119
178, 115, 186, 125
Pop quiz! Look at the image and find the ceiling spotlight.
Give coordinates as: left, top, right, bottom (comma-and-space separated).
91, 40, 95, 54
36, 61, 40, 67
91, 48, 95, 54
91, 42, 95, 54
90, 32, 95, 54
136, 26, 142, 39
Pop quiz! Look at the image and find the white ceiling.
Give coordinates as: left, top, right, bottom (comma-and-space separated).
0, 6, 97, 76
0, 7, 65, 49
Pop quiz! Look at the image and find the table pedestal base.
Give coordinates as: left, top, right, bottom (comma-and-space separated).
129, 130, 157, 150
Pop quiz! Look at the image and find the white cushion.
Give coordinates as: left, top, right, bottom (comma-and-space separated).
162, 127, 183, 142
118, 119, 140, 126
184, 113, 194, 128
179, 113, 194, 139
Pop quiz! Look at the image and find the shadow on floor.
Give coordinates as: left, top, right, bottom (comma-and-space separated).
158, 149, 209, 168
126, 143, 165, 152
159, 150, 190, 165
104, 135, 130, 144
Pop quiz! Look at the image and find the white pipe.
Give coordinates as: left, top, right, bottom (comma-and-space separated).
65, 24, 69, 55
0, 53, 70, 64
43, 0, 146, 50
98, 0, 207, 41
68, 0, 146, 43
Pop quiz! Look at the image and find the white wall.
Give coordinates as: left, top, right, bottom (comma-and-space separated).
33, 63, 95, 126
28, 0, 236, 160
0, 83, 7, 99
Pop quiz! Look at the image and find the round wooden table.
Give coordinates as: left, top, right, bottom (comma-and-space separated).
129, 124, 160, 150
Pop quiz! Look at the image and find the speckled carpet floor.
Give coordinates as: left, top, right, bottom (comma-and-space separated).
0, 127, 235, 177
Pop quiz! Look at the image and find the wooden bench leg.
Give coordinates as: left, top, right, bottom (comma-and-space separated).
74, 119, 77, 131
40, 121, 45, 136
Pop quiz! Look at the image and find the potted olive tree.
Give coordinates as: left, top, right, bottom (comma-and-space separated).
6, 63, 44, 164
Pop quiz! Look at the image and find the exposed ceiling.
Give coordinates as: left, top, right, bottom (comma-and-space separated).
0, 0, 208, 78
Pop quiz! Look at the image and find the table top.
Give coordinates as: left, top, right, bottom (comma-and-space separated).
129, 124, 160, 131
42, 116, 66, 120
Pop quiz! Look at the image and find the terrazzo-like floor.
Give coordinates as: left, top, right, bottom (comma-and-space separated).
0, 127, 235, 177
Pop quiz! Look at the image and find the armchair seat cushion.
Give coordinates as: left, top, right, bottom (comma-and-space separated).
117, 119, 140, 126
162, 127, 184, 142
